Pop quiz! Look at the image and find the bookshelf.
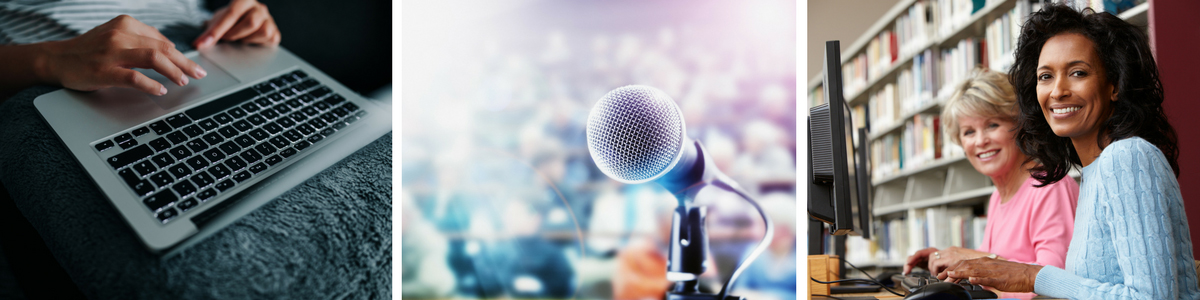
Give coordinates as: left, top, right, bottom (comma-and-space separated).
810, 0, 1149, 268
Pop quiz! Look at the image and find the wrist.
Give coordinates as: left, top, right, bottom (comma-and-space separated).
32, 41, 62, 85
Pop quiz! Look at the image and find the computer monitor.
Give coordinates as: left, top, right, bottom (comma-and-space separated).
808, 40, 872, 241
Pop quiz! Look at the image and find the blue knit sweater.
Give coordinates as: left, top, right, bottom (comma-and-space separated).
1034, 137, 1200, 299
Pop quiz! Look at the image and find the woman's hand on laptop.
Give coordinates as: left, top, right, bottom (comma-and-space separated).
38, 15, 207, 96
194, 0, 281, 48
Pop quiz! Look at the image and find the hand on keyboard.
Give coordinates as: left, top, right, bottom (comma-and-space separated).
941, 257, 1042, 294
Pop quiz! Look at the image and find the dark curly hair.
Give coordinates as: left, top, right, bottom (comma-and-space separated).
1010, 3, 1179, 186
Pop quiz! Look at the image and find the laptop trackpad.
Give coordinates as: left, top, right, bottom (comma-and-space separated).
141, 55, 240, 111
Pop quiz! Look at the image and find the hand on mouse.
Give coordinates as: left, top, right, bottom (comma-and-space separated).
938, 257, 1043, 293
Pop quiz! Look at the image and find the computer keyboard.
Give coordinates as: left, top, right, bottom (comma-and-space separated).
894, 271, 998, 299
94, 70, 367, 224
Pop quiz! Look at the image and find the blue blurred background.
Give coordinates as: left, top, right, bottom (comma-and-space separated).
402, 1, 797, 299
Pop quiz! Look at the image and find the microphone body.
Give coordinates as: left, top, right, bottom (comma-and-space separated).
586, 86, 765, 300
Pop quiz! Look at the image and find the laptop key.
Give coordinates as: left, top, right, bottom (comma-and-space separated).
286, 99, 302, 109
261, 108, 280, 120
320, 128, 336, 136
269, 136, 289, 148
165, 114, 191, 128
248, 128, 270, 141
307, 118, 327, 129
283, 129, 303, 142
306, 134, 324, 144
279, 147, 297, 158
133, 161, 157, 177
274, 104, 291, 114
264, 154, 283, 166
166, 131, 188, 144
311, 86, 332, 99
292, 70, 309, 79
325, 94, 346, 105
249, 162, 268, 173
143, 190, 177, 212
203, 149, 225, 162
150, 171, 174, 188
253, 82, 273, 94
132, 127, 150, 136
149, 120, 172, 135
301, 106, 319, 117
240, 147, 261, 161
191, 172, 214, 188
208, 163, 231, 178
355, 111, 368, 118
186, 156, 209, 170
212, 113, 233, 124
168, 146, 191, 160
298, 94, 316, 104
218, 141, 241, 155
296, 123, 315, 135
241, 102, 260, 113
202, 132, 224, 145
173, 181, 196, 197
255, 143, 277, 155
155, 207, 179, 223
293, 141, 311, 151
196, 189, 218, 202
232, 171, 252, 182
218, 126, 240, 138
168, 163, 192, 178
118, 139, 138, 150
95, 140, 115, 152
130, 180, 154, 196
343, 102, 359, 112
228, 107, 247, 119
118, 168, 140, 185
215, 179, 236, 191
185, 140, 208, 153
197, 118, 219, 131
247, 114, 267, 125
320, 113, 339, 123
182, 124, 204, 138
314, 102, 331, 111
149, 138, 171, 152
276, 117, 296, 128
234, 135, 256, 148
225, 156, 248, 171
232, 120, 253, 131
255, 98, 272, 108
332, 121, 347, 130
108, 145, 153, 169
267, 92, 285, 102
152, 153, 175, 168
289, 112, 308, 123
263, 122, 283, 134
269, 78, 287, 89
280, 89, 296, 98
176, 198, 198, 211
188, 88, 258, 120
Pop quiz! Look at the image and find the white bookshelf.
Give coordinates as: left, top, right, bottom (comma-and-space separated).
810, 0, 1146, 268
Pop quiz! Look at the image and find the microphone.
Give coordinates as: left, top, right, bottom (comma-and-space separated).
585, 85, 772, 300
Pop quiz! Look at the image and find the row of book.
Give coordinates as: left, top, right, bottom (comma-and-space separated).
983, 0, 1035, 73
867, 113, 961, 179
841, 0, 1004, 98
843, 207, 989, 266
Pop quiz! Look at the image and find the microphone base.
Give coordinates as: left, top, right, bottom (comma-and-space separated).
666, 291, 745, 300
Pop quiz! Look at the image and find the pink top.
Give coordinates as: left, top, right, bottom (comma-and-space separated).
977, 176, 1079, 269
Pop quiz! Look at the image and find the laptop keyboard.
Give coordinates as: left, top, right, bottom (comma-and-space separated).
94, 70, 367, 224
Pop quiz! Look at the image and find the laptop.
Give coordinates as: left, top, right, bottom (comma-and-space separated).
33, 44, 391, 256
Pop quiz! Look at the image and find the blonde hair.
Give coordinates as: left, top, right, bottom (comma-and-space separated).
941, 68, 1019, 146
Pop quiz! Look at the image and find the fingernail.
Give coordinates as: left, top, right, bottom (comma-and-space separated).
200, 36, 214, 47
181, 75, 189, 86
195, 67, 207, 78
159, 86, 168, 96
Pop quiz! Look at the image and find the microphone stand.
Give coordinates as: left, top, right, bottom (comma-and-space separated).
659, 141, 774, 300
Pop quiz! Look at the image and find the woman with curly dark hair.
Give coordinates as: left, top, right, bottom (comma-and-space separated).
938, 4, 1200, 299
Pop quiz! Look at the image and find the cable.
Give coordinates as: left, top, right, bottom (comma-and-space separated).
712, 179, 773, 300
842, 260, 907, 297
811, 276, 902, 297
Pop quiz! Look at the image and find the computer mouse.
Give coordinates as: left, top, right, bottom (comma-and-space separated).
904, 282, 972, 300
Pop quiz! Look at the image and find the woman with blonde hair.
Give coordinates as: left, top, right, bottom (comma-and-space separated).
904, 68, 1079, 280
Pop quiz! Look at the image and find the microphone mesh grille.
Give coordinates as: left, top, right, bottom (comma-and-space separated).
586, 85, 685, 183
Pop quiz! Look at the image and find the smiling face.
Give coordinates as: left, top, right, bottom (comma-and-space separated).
958, 115, 1025, 179
1036, 33, 1116, 140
